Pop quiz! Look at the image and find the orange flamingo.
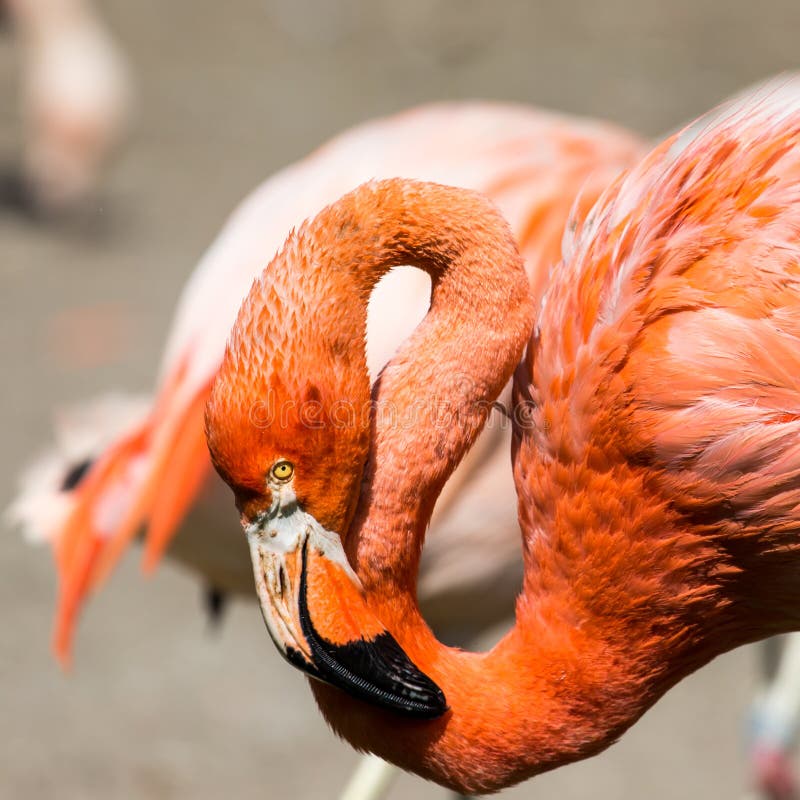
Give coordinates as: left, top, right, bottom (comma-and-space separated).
205, 82, 800, 795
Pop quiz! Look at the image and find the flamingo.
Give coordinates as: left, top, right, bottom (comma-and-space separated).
19, 102, 645, 657
204, 81, 800, 795
1, 0, 131, 214
7, 102, 645, 796
749, 634, 800, 800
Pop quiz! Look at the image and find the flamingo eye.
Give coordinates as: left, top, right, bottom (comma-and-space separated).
270, 460, 294, 482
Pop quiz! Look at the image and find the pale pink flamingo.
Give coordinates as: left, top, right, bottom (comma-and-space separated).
749, 634, 800, 800
2, 0, 131, 214
7, 101, 645, 797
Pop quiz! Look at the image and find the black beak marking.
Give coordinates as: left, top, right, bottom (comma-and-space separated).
296, 541, 448, 719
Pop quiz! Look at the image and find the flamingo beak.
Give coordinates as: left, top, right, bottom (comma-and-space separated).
244, 490, 448, 719
247, 532, 316, 670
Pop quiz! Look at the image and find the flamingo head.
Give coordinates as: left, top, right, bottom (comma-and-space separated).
205, 203, 447, 719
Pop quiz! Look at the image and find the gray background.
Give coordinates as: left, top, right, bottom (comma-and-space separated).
2, 1, 798, 797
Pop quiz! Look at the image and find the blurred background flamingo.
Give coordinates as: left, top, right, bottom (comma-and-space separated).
749, 634, 800, 800
1, 0, 131, 216
7, 100, 645, 799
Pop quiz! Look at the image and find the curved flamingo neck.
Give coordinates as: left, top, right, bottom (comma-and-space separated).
306, 180, 536, 585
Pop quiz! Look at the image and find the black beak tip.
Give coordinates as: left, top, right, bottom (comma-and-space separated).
296, 541, 449, 720
423, 686, 450, 719
304, 627, 450, 720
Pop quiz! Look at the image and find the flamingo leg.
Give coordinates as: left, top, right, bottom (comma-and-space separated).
338, 753, 473, 799
338, 754, 399, 800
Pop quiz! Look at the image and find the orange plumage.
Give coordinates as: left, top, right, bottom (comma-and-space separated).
205, 81, 800, 794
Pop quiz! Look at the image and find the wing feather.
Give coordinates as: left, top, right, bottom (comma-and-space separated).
523, 75, 800, 540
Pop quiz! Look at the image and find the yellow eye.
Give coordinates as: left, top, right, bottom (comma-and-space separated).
270, 460, 294, 482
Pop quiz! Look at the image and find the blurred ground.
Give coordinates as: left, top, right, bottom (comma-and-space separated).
2, 1, 799, 797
